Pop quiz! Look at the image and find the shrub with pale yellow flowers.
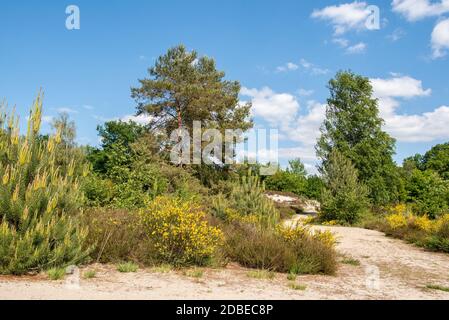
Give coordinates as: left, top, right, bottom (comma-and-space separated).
0, 95, 89, 275
139, 196, 223, 266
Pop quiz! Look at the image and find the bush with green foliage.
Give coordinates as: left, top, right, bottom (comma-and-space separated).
405, 169, 449, 218
320, 150, 370, 224
404, 143, 449, 179
304, 175, 325, 200
85, 120, 205, 208
264, 159, 308, 196
0, 96, 89, 274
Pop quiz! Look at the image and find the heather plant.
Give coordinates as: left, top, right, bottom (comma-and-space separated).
0, 95, 89, 275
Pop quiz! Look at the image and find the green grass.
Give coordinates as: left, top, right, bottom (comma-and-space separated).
247, 270, 275, 280
341, 257, 361, 266
83, 270, 96, 279
47, 268, 65, 280
288, 283, 307, 291
286, 273, 297, 281
426, 284, 449, 292
184, 268, 204, 278
151, 264, 173, 273
116, 262, 139, 273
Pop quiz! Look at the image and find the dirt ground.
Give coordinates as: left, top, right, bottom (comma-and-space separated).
1, 224, 449, 300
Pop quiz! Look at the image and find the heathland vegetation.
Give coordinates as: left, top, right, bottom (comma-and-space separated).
1, 45, 449, 277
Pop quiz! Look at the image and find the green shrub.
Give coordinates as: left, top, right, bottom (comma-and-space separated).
83, 270, 96, 279
247, 269, 275, 280
0, 96, 89, 275
405, 169, 448, 218
117, 262, 139, 273
288, 283, 307, 291
183, 268, 204, 278
304, 175, 325, 200
264, 159, 307, 196
47, 268, 66, 280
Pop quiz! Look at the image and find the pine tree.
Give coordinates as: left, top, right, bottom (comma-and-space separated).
229, 172, 279, 226
0, 95, 89, 274
320, 150, 369, 224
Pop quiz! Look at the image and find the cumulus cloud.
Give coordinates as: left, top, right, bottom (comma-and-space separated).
431, 18, 449, 58
392, 0, 449, 21
121, 114, 153, 125
346, 42, 367, 54
287, 101, 326, 146
240, 87, 299, 130
311, 1, 373, 35
370, 76, 432, 99
371, 75, 449, 142
276, 62, 299, 72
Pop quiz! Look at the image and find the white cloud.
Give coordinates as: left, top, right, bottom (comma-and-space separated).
297, 88, 315, 97
276, 62, 299, 72
240, 87, 299, 129
431, 18, 449, 58
387, 28, 406, 41
371, 75, 449, 142
56, 107, 78, 114
300, 58, 330, 75
287, 101, 327, 146
332, 37, 350, 47
382, 105, 449, 142
82, 105, 94, 110
346, 42, 367, 54
370, 76, 432, 99
392, 0, 449, 21
121, 114, 153, 125
332, 38, 367, 54
311, 1, 372, 35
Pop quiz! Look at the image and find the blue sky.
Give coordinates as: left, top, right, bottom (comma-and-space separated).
1, 1, 449, 172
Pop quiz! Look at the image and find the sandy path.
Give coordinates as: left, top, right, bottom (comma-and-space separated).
1, 224, 449, 300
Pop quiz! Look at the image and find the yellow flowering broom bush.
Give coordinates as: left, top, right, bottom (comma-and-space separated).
380, 204, 449, 252
139, 196, 223, 266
